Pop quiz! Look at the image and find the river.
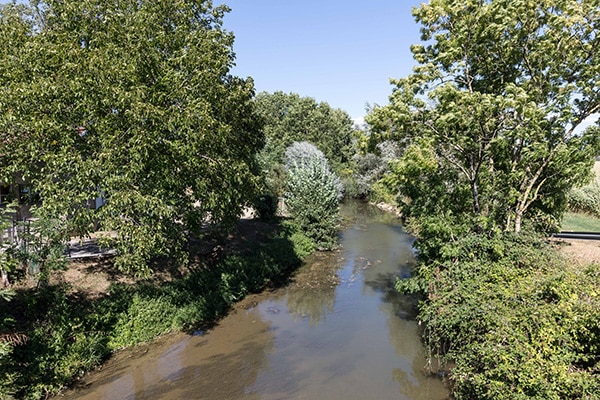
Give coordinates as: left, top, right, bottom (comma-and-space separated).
61, 201, 450, 400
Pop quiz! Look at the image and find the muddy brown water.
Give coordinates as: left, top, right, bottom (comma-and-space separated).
60, 201, 450, 400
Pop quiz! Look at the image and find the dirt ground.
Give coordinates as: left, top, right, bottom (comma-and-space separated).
32, 224, 600, 299
550, 238, 600, 266
32, 217, 277, 299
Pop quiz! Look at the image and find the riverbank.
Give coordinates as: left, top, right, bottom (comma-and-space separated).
399, 230, 600, 399
0, 218, 311, 399
372, 201, 403, 219
56, 200, 450, 400
371, 201, 600, 398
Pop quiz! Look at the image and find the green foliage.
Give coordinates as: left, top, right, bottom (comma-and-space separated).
0, 202, 18, 287
254, 92, 355, 202
367, 0, 600, 233
284, 148, 341, 250
398, 230, 600, 399
281, 220, 316, 260
0, 0, 264, 275
289, 231, 316, 260
0, 285, 110, 399
294, 2, 600, 398
349, 140, 402, 199
109, 294, 179, 349
255, 91, 355, 174
284, 141, 329, 170
568, 183, 600, 218
0, 221, 305, 399
0, 288, 17, 399
252, 193, 279, 221
16, 211, 69, 285
254, 91, 356, 213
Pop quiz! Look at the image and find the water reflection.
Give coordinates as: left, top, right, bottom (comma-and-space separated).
61, 299, 276, 400
243, 202, 449, 399
285, 251, 340, 326
58, 201, 449, 400
337, 202, 448, 399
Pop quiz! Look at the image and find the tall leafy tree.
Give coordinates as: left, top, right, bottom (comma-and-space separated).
284, 142, 341, 251
368, 0, 600, 233
0, 0, 263, 274
255, 91, 354, 172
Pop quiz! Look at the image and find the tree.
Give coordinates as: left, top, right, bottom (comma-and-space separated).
350, 140, 403, 199
284, 141, 328, 170
0, 0, 263, 274
284, 141, 344, 200
255, 91, 355, 174
367, 0, 600, 233
284, 142, 341, 250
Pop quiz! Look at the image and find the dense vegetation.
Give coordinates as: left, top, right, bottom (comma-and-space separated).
1, 0, 599, 398
366, 0, 600, 398
254, 91, 355, 174
0, 0, 264, 277
254, 91, 356, 199
398, 231, 600, 399
0, 1, 351, 397
283, 142, 342, 251
0, 221, 312, 399
367, 0, 600, 233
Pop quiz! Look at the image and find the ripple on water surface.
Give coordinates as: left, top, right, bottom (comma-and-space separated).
59, 201, 450, 400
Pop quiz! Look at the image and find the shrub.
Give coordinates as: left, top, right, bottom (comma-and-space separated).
287, 228, 316, 260
109, 294, 179, 349
284, 151, 340, 250
398, 231, 600, 399
351, 140, 403, 199
0, 290, 18, 399
253, 193, 279, 221
567, 183, 600, 218
284, 141, 328, 170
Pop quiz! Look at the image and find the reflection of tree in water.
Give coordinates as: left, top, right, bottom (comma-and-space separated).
393, 361, 451, 400
375, 288, 449, 400
346, 208, 448, 400
339, 200, 400, 227
61, 307, 278, 400
285, 252, 341, 327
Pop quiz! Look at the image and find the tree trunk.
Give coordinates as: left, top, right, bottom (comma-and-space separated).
1, 269, 9, 288
514, 210, 523, 233
471, 179, 481, 215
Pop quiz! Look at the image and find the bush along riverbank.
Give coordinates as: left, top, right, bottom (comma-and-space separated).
398, 229, 600, 399
0, 219, 312, 399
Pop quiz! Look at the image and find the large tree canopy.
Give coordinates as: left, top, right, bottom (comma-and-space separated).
367, 0, 600, 233
254, 91, 354, 173
0, 0, 263, 274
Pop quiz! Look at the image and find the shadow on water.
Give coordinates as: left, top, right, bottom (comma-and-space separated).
285, 250, 341, 326
60, 200, 450, 400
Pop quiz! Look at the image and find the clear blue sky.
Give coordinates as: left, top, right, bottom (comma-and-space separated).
221, 1, 425, 121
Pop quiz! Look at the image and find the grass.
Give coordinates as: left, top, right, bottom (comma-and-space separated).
560, 161, 600, 232
560, 211, 600, 232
